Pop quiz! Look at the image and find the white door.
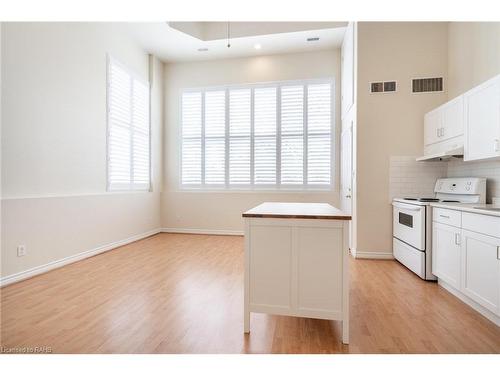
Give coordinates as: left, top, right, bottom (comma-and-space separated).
464, 75, 500, 161
341, 22, 354, 119
442, 95, 464, 140
432, 222, 461, 289
424, 109, 441, 146
340, 121, 353, 216
461, 229, 500, 314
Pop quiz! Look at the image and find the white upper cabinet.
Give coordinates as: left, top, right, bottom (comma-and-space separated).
341, 22, 355, 119
464, 75, 500, 161
424, 108, 441, 146
424, 95, 464, 148
442, 95, 464, 140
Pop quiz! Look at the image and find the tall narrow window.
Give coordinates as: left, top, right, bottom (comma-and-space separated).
180, 79, 333, 190
107, 57, 150, 191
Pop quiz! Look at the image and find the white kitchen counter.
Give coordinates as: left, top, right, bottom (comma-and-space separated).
430, 202, 500, 217
243, 202, 350, 343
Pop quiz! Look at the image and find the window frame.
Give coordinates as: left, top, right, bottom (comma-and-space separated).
106, 55, 152, 192
179, 78, 335, 192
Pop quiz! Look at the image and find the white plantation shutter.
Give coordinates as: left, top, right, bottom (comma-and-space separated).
307, 83, 332, 185
281, 85, 304, 185
107, 58, 150, 191
180, 79, 332, 190
254, 87, 277, 185
229, 89, 251, 184
181, 92, 202, 184
204, 91, 226, 185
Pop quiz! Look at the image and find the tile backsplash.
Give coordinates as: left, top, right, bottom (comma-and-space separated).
390, 156, 500, 203
447, 159, 500, 203
389, 156, 447, 202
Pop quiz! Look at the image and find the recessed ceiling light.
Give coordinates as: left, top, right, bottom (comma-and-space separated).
307, 37, 320, 42
254, 43, 262, 50
197, 48, 209, 52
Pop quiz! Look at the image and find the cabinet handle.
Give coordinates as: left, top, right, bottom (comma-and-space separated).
441, 127, 445, 137
439, 214, 450, 219
497, 246, 500, 260
455, 233, 461, 246
436, 128, 440, 138
495, 139, 500, 153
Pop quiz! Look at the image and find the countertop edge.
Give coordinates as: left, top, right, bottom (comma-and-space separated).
430, 203, 500, 218
242, 213, 352, 220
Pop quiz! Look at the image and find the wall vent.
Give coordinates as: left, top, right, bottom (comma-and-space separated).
370, 81, 397, 93
412, 77, 443, 93
384, 81, 396, 92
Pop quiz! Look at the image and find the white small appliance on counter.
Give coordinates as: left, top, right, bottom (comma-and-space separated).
392, 177, 486, 280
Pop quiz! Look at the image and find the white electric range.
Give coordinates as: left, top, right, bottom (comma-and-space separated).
392, 177, 486, 280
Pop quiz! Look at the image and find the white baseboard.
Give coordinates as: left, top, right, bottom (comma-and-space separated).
0, 228, 161, 288
161, 227, 244, 236
438, 279, 500, 326
354, 251, 394, 259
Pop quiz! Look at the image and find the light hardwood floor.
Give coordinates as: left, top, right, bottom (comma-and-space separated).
1, 233, 499, 353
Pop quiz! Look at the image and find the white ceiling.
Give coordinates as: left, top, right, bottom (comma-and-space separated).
122, 22, 347, 63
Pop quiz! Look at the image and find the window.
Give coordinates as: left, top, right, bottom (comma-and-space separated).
181, 79, 333, 190
107, 57, 151, 191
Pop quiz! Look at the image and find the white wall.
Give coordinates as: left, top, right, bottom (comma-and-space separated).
445, 22, 500, 202
356, 22, 449, 255
447, 22, 500, 100
162, 50, 341, 233
1, 23, 163, 281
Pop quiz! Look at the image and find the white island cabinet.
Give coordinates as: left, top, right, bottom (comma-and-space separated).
242, 202, 351, 344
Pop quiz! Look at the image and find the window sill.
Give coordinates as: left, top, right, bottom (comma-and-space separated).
175, 187, 336, 194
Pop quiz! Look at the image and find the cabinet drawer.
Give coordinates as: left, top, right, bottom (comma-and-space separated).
433, 207, 461, 227
462, 212, 500, 238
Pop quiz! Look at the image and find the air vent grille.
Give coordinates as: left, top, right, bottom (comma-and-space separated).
384, 81, 396, 92
370, 81, 397, 93
412, 77, 443, 93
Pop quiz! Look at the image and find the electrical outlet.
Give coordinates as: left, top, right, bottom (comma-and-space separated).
17, 245, 27, 257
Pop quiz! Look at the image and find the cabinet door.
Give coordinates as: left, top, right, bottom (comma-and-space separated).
464, 76, 500, 161
424, 109, 441, 146
432, 222, 461, 289
341, 22, 355, 119
461, 229, 500, 314
249, 225, 292, 310
442, 95, 464, 140
296, 226, 343, 316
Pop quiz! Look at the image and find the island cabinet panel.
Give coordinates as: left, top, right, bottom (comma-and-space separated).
297, 226, 343, 317
249, 225, 292, 311
243, 203, 350, 344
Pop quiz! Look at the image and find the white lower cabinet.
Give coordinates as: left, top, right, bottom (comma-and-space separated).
432, 222, 461, 289
461, 229, 500, 315
432, 209, 500, 325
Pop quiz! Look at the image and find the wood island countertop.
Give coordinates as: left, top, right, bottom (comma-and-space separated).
242, 202, 351, 220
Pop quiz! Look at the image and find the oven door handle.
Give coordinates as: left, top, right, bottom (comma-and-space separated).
392, 202, 422, 211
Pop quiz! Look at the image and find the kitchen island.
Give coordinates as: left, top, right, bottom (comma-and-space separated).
242, 202, 351, 344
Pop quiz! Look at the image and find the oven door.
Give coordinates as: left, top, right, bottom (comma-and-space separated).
392, 202, 426, 251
